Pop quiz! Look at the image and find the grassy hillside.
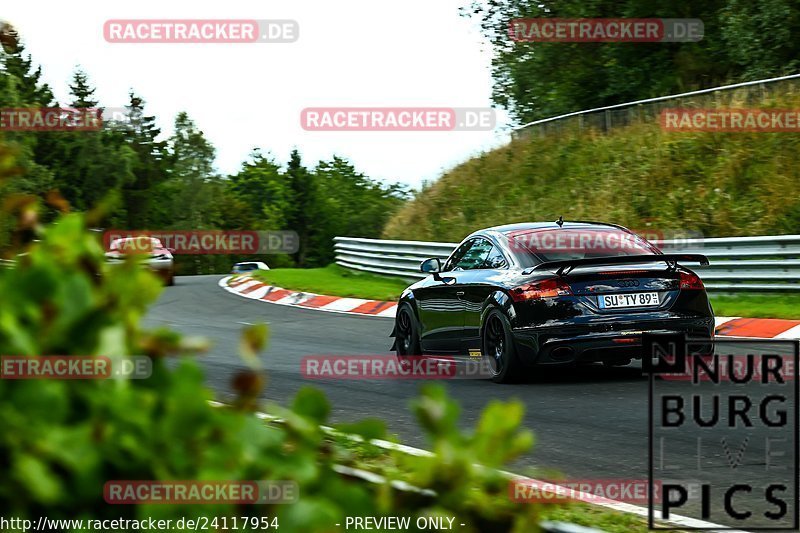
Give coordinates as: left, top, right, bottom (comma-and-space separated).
383, 91, 800, 242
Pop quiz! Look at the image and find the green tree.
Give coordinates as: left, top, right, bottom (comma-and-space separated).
285, 149, 316, 266
34, 70, 134, 216
68, 68, 99, 109
156, 111, 218, 228
466, 0, 756, 123
719, 0, 800, 79
0, 22, 56, 216
155, 112, 230, 273
0, 22, 54, 106
307, 156, 408, 266
225, 150, 296, 268
228, 149, 292, 232
119, 91, 167, 227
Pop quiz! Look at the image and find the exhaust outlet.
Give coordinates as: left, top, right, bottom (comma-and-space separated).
551, 346, 575, 360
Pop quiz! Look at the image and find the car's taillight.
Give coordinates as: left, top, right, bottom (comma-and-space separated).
679, 271, 704, 290
510, 278, 572, 301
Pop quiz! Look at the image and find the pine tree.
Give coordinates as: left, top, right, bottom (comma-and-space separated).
0, 22, 56, 214
68, 69, 99, 109
285, 149, 316, 267
158, 111, 217, 228
119, 91, 167, 227
0, 22, 54, 106
33, 68, 134, 216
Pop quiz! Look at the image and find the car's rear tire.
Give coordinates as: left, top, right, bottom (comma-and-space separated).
483, 309, 523, 383
395, 304, 421, 364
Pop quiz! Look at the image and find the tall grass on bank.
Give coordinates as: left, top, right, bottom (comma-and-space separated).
384, 90, 800, 241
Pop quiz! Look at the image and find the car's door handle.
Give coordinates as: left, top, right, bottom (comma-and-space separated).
456, 291, 465, 297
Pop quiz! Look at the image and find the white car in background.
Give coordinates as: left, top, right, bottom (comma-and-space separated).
231, 261, 269, 274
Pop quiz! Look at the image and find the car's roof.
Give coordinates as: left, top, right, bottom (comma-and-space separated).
479, 221, 630, 236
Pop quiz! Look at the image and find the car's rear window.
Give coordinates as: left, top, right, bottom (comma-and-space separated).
506, 228, 658, 266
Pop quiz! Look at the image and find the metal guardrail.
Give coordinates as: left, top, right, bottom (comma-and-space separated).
334, 237, 456, 279
513, 72, 800, 137
334, 235, 800, 292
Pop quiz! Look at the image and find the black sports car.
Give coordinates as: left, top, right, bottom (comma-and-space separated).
391, 220, 714, 383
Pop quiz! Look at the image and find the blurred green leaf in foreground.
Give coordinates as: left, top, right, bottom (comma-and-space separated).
0, 143, 542, 532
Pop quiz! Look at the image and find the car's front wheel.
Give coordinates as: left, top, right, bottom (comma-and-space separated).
483, 309, 523, 384
394, 303, 421, 363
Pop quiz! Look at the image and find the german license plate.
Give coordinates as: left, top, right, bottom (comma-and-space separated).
598, 292, 660, 309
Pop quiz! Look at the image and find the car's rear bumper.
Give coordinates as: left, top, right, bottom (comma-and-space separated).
511, 317, 714, 366
106, 258, 173, 282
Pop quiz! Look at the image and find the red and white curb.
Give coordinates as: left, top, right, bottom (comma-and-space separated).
714, 316, 800, 340
220, 275, 398, 318
221, 276, 800, 339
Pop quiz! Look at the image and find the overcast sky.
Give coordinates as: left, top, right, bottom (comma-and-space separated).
4, 0, 511, 188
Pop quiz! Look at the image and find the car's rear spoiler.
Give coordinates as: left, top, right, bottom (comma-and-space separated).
527, 254, 710, 276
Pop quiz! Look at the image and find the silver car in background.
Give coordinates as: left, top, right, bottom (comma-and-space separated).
231, 261, 269, 274
105, 236, 175, 285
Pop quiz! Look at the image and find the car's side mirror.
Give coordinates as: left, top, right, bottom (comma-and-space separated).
420, 257, 441, 273
420, 257, 444, 280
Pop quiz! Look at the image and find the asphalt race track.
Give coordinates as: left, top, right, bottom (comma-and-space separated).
145, 276, 799, 527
